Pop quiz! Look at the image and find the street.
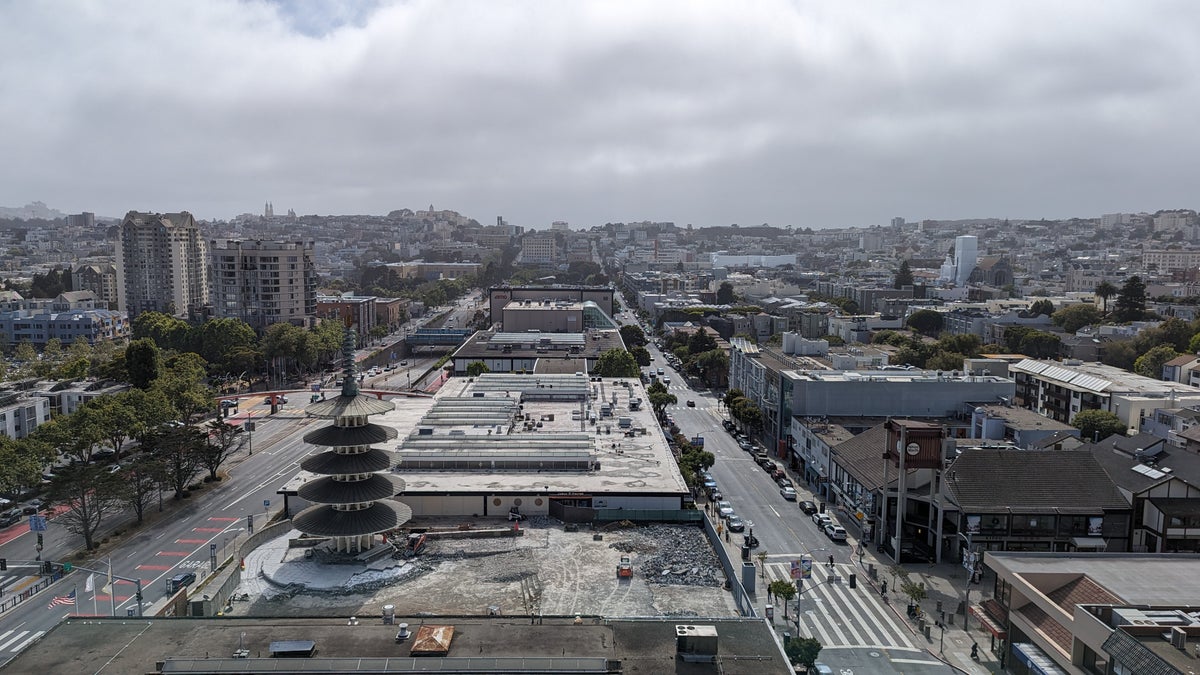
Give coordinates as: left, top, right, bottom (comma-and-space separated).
644, 337, 954, 675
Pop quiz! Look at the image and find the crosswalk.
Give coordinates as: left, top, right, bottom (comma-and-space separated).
0, 629, 45, 654
762, 561, 918, 650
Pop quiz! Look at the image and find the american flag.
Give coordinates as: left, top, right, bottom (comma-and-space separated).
47, 589, 75, 608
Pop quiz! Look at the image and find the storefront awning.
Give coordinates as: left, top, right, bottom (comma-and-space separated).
1071, 537, 1107, 550
970, 604, 1008, 639
1012, 642, 1070, 675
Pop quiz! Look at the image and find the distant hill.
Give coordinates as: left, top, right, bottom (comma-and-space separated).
0, 201, 65, 220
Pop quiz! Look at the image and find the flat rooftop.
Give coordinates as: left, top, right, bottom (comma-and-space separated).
365, 374, 688, 497
786, 369, 1013, 384
987, 553, 1200, 606
8, 616, 790, 675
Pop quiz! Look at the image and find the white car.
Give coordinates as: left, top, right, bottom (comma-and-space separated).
824, 524, 848, 541
812, 512, 832, 529
717, 501, 735, 518
779, 486, 797, 501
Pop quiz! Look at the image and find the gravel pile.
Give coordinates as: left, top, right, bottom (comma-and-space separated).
608, 524, 723, 587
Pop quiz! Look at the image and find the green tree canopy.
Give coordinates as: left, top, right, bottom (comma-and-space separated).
716, 281, 735, 304
1113, 276, 1147, 322
619, 324, 647, 349
1095, 281, 1118, 313
905, 309, 944, 337
893, 260, 914, 289
1134, 344, 1180, 379
1052, 304, 1102, 333
1028, 299, 1056, 316
125, 338, 163, 389
466, 361, 491, 377
593, 348, 639, 378
629, 346, 651, 367
1072, 409, 1126, 442
784, 636, 822, 669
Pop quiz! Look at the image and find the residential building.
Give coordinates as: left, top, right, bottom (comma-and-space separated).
117, 211, 209, 320
316, 294, 377, 345
1010, 359, 1200, 433
70, 262, 119, 308
0, 392, 50, 439
209, 240, 317, 331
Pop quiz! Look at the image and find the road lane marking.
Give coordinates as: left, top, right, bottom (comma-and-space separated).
155, 551, 189, 557
175, 539, 208, 544
137, 565, 171, 571
0, 631, 28, 651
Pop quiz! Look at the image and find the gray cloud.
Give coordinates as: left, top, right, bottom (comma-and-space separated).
1, 0, 1197, 227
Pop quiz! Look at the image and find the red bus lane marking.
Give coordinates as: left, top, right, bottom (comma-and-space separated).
155, 551, 189, 557
176, 539, 208, 544
193, 528, 223, 533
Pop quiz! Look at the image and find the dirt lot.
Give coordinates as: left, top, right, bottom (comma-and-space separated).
236, 519, 737, 619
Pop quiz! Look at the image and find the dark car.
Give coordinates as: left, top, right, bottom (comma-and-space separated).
686, 400, 696, 407
21, 499, 43, 515
726, 515, 745, 532
0, 510, 21, 527
798, 500, 818, 515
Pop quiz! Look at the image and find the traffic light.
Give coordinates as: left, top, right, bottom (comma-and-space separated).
42, 561, 52, 574
0, 558, 6, 571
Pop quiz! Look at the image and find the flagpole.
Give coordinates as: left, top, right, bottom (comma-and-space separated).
72, 585, 77, 617
92, 574, 98, 616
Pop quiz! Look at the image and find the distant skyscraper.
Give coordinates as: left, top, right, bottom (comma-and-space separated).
954, 235, 978, 287
891, 217, 905, 228
117, 211, 209, 320
209, 239, 317, 331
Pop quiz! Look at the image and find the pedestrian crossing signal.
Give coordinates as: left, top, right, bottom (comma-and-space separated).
0, 558, 6, 570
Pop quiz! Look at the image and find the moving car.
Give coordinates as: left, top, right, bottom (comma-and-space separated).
717, 501, 735, 518
726, 515, 745, 532
779, 486, 797, 501
824, 524, 848, 541
685, 400, 695, 407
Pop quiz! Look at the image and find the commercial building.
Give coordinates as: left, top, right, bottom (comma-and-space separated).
371, 373, 688, 517
955, 234, 979, 287
498, 299, 617, 333
209, 239, 317, 331
977, 552, 1200, 675
117, 211, 209, 320
487, 285, 615, 328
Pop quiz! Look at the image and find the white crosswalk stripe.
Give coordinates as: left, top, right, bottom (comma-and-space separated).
763, 562, 917, 649
9, 631, 43, 653
0, 631, 28, 652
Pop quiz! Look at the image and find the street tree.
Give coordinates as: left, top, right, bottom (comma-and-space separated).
119, 455, 165, 523
199, 420, 244, 482
0, 436, 42, 497
784, 636, 822, 670
1028, 299, 1055, 316
694, 349, 729, 387
146, 426, 205, 499
629, 345, 651, 367
155, 352, 213, 423
1072, 409, 1126, 442
593, 348, 639, 378
195, 317, 258, 374
619, 324, 647, 349
687, 330, 717, 355
46, 463, 125, 550
125, 338, 163, 389
900, 577, 929, 611
80, 394, 138, 460
768, 579, 797, 619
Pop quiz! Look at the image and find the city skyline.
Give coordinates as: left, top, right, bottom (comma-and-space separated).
2, 1, 1198, 229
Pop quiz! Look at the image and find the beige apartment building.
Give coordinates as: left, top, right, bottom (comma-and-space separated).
210, 240, 317, 330
117, 211, 209, 320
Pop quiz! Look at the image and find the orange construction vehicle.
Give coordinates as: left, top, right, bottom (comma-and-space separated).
616, 555, 633, 578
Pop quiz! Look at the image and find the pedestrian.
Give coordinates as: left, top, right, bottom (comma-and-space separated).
881, 580, 887, 594
828, 554, 834, 568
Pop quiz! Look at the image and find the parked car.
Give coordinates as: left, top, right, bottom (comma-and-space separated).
0, 509, 21, 527
824, 524, 848, 541
709, 488, 723, 501
798, 500, 817, 514
726, 515, 745, 532
702, 476, 718, 490
722, 420, 735, 432
812, 664, 834, 675
21, 499, 43, 515
777, 477, 794, 489
812, 512, 833, 528
92, 449, 116, 462
780, 486, 797, 501
717, 501, 735, 519
220, 399, 238, 409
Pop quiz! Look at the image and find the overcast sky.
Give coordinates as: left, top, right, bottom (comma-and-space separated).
2, 1, 1198, 229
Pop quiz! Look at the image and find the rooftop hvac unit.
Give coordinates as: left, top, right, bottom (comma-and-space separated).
676, 625, 718, 662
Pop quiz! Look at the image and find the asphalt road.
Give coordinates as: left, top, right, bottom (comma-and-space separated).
644, 337, 952, 674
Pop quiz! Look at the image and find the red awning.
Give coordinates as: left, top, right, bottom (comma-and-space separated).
970, 604, 1009, 639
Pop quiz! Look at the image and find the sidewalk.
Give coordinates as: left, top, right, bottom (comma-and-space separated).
782, 470, 1003, 674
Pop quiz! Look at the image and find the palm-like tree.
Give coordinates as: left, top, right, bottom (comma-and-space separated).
1095, 281, 1117, 314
